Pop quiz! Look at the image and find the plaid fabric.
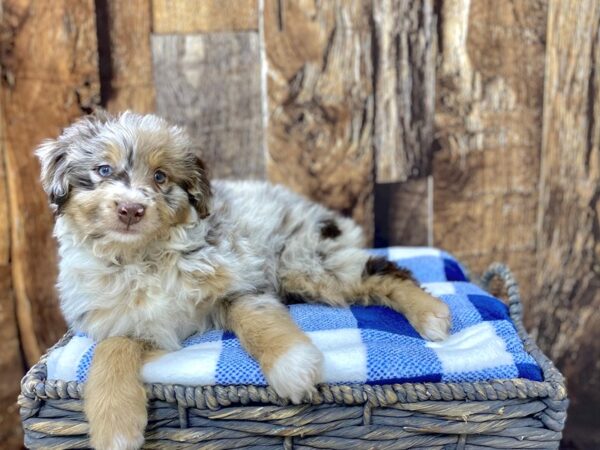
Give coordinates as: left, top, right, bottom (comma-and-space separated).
46, 247, 543, 386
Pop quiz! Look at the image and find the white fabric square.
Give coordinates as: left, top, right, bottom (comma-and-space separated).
422, 282, 457, 296
142, 339, 223, 385
387, 247, 442, 260
46, 335, 94, 381
308, 328, 367, 384
426, 322, 513, 373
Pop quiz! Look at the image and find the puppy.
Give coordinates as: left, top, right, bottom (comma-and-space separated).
36, 111, 451, 449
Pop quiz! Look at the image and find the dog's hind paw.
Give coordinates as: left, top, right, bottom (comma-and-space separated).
407, 292, 452, 341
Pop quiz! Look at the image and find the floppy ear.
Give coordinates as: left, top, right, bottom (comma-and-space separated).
184, 156, 212, 219
35, 139, 71, 211
35, 112, 113, 211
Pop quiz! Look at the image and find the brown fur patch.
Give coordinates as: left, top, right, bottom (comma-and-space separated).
64, 191, 104, 228
181, 156, 211, 219
319, 218, 341, 239
173, 202, 191, 225
226, 295, 311, 372
363, 256, 415, 282
182, 264, 232, 304
104, 142, 125, 167
84, 337, 147, 449
145, 146, 171, 171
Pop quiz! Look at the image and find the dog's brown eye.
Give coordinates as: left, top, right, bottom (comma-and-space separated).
154, 170, 167, 184
97, 165, 113, 177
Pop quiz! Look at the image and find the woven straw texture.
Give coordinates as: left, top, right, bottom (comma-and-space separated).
19, 264, 568, 449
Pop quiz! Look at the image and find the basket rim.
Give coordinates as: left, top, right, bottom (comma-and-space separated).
19, 263, 567, 419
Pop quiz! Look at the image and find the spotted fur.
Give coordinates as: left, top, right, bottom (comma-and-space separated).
319, 218, 342, 239
363, 256, 416, 282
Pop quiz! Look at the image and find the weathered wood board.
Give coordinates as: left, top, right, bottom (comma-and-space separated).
0, 0, 597, 446
372, 0, 436, 183
0, 122, 24, 450
98, 0, 155, 113
1, 0, 100, 364
264, 0, 375, 241
152, 0, 258, 33
152, 33, 265, 179
434, 0, 547, 305
0, 268, 23, 449
533, 0, 600, 432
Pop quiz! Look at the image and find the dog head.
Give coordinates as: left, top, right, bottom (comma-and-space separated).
36, 111, 211, 247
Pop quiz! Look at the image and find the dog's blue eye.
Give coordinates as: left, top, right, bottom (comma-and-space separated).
154, 170, 167, 184
97, 165, 113, 177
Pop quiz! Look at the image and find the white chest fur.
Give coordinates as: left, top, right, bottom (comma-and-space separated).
57, 236, 212, 350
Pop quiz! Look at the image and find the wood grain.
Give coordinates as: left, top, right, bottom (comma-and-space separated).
1, 0, 100, 363
0, 109, 24, 450
0, 267, 22, 449
433, 0, 547, 302
534, 0, 600, 421
264, 0, 375, 242
97, 0, 155, 113
152, 0, 258, 33
152, 33, 265, 179
372, 0, 436, 183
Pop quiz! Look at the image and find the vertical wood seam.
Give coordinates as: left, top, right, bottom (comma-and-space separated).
258, 0, 269, 166
427, 175, 433, 246
0, 43, 24, 369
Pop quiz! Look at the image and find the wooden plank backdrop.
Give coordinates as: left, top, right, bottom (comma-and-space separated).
0, 0, 597, 447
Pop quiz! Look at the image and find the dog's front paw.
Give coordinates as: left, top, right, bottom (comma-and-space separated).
86, 389, 147, 450
407, 292, 452, 341
266, 342, 323, 404
89, 421, 145, 450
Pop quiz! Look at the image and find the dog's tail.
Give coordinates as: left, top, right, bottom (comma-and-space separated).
84, 337, 148, 450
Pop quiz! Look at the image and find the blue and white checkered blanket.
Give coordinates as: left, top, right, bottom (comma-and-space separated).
46, 247, 543, 386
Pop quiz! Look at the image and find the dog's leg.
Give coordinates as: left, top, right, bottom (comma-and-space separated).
226, 293, 323, 403
85, 337, 147, 450
280, 246, 451, 341
353, 255, 451, 341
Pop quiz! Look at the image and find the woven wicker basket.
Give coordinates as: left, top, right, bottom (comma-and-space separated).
19, 264, 568, 449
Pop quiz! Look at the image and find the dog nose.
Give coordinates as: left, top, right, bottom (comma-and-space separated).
117, 203, 145, 225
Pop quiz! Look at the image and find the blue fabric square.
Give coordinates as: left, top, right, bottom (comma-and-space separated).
216, 338, 266, 385
222, 331, 237, 341
469, 294, 510, 321
443, 257, 468, 281
362, 329, 442, 383
516, 363, 543, 381
290, 304, 357, 331
389, 256, 445, 283
183, 330, 223, 346
351, 305, 421, 339
439, 294, 482, 333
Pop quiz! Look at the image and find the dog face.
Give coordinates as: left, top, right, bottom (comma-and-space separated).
36, 111, 210, 246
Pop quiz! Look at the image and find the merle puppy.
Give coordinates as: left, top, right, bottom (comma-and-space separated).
36, 111, 451, 450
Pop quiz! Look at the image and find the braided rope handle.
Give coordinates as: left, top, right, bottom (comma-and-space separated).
479, 263, 523, 324
480, 263, 567, 390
